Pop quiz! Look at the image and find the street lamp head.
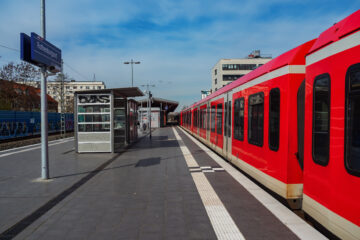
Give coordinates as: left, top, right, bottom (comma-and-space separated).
124, 62, 130, 64
134, 61, 141, 64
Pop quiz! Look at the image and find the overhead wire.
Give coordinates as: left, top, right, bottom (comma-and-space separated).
0, 43, 92, 82
0, 43, 19, 52
63, 62, 91, 82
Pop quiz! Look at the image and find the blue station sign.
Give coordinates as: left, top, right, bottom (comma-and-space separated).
20, 33, 37, 65
20, 32, 62, 72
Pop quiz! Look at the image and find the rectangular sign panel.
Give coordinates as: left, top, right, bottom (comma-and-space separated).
20, 33, 37, 65
30, 32, 61, 71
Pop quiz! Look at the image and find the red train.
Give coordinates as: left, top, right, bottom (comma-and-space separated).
180, 10, 360, 240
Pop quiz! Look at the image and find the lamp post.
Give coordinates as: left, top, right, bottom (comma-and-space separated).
124, 59, 140, 87
40, 0, 49, 179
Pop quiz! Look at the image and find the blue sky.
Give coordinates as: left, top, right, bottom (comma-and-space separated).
0, 0, 359, 110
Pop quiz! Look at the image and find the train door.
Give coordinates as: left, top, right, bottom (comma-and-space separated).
223, 92, 232, 157
206, 102, 210, 142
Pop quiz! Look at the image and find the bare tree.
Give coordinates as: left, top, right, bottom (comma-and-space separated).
51, 73, 75, 113
0, 62, 41, 82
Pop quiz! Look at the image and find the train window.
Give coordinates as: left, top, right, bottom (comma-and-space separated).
228, 101, 232, 137
234, 98, 244, 141
194, 109, 198, 128
345, 64, 360, 176
312, 74, 330, 166
217, 103, 223, 134
269, 88, 280, 151
207, 107, 210, 130
211, 105, 216, 132
224, 102, 228, 137
204, 109, 207, 129
248, 92, 264, 146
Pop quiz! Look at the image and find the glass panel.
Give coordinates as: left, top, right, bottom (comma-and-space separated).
346, 65, 360, 175
248, 93, 264, 146
85, 115, 93, 122
228, 101, 231, 137
211, 106, 216, 132
78, 106, 85, 113
217, 103, 223, 134
78, 115, 85, 122
269, 88, 280, 151
224, 102, 228, 137
313, 74, 330, 165
234, 98, 244, 141
114, 98, 126, 152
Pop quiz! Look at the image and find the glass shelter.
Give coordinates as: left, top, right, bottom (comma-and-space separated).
74, 88, 144, 153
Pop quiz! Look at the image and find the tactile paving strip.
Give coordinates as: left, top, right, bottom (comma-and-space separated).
173, 127, 245, 240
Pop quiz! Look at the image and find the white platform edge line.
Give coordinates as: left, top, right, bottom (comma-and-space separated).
173, 127, 245, 240
0, 137, 74, 154
0, 138, 74, 158
178, 127, 327, 240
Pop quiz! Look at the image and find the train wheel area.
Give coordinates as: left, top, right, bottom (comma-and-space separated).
0, 126, 327, 239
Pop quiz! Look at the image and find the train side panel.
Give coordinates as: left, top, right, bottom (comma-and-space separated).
303, 22, 360, 239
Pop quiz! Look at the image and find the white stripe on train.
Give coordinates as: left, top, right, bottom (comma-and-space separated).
306, 30, 360, 66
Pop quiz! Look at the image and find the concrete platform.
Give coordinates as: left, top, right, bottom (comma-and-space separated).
0, 127, 327, 239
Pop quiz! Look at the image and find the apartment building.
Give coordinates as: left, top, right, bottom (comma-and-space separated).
211, 50, 272, 92
20, 80, 106, 112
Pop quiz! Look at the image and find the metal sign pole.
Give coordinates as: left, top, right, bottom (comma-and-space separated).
149, 91, 152, 139
131, 59, 134, 87
41, 0, 49, 179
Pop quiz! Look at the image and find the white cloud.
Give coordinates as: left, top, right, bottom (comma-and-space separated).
0, 0, 358, 109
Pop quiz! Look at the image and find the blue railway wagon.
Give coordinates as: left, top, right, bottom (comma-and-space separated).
0, 111, 74, 141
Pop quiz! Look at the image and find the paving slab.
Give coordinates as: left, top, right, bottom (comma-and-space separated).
10, 128, 216, 240
0, 127, 326, 240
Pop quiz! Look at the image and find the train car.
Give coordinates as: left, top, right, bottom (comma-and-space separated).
302, 10, 360, 239
229, 40, 317, 208
0, 110, 74, 141
182, 39, 316, 208
180, 10, 360, 239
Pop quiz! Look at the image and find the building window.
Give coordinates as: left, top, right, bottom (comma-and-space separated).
223, 75, 244, 81
345, 64, 360, 176
215, 88, 217, 91
86, 86, 90, 90
248, 92, 264, 146
66, 86, 70, 89
215, 78, 217, 84
216, 103, 223, 134
98, 86, 102, 89
211, 105, 216, 132
222, 64, 257, 71
312, 74, 330, 166
73, 86, 77, 89
269, 88, 280, 151
80, 86, 83, 89
234, 97, 244, 141
214, 69, 217, 75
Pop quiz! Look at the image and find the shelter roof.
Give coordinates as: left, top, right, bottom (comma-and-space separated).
75, 87, 144, 98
